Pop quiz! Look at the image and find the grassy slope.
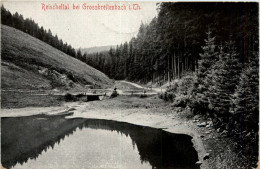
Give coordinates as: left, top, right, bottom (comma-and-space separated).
1, 25, 113, 91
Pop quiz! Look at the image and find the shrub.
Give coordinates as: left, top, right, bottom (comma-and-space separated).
167, 92, 175, 101
161, 92, 175, 101
172, 95, 189, 108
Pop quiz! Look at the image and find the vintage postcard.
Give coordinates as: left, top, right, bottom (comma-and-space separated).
1, 1, 259, 169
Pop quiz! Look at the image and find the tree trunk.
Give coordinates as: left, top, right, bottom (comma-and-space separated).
195, 57, 198, 70
168, 54, 170, 84
172, 53, 174, 80
182, 61, 184, 77
177, 55, 180, 79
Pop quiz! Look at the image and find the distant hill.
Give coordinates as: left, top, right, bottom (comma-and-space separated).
80, 45, 116, 54
1, 25, 113, 92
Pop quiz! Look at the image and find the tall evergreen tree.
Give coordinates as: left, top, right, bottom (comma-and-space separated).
232, 50, 258, 130
208, 41, 241, 116
191, 30, 218, 113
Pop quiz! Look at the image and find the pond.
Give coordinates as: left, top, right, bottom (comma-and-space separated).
1, 114, 200, 169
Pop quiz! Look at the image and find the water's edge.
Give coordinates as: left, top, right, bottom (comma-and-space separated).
2, 114, 200, 169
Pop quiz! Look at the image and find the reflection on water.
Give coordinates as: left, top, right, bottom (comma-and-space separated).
2, 114, 199, 169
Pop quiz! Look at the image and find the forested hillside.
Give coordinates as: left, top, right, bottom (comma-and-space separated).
85, 2, 259, 167
86, 3, 258, 83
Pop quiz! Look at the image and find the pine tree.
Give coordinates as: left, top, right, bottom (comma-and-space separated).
232, 50, 258, 130
207, 41, 241, 117
230, 50, 258, 167
76, 49, 83, 61
197, 30, 218, 81
190, 30, 218, 113
208, 40, 241, 116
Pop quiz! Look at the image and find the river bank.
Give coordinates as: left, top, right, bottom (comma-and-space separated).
1, 95, 244, 169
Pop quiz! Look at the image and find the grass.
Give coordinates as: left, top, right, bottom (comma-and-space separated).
1, 25, 114, 108
1, 91, 63, 109
1, 61, 51, 90
1, 25, 113, 91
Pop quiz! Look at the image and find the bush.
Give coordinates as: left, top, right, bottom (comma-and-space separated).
161, 75, 195, 103
167, 92, 175, 101
161, 92, 175, 101
172, 95, 189, 108
166, 81, 179, 93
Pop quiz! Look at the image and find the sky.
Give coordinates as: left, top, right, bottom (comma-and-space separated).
3, 1, 158, 49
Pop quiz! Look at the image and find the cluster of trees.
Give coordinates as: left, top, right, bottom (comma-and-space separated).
86, 3, 258, 84
86, 2, 258, 167
188, 30, 258, 167
1, 5, 86, 62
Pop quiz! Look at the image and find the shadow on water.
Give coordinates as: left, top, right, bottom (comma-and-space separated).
2, 114, 200, 169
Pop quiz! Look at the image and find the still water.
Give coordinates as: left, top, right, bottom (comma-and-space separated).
2, 114, 199, 169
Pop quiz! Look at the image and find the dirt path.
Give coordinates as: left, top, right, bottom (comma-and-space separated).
115, 80, 166, 93
118, 80, 144, 89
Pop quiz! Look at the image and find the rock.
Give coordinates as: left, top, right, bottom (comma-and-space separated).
193, 115, 201, 120
221, 130, 228, 136
225, 124, 229, 130
203, 153, 210, 160
195, 161, 202, 165
195, 119, 199, 122
205, 131, 211, 134
197, 122, 206, 127
207, 121, 213, 125
217, 128, 221, 133
52, 88, 59, 92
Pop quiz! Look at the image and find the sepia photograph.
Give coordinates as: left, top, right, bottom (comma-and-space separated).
1, 1, 259, 169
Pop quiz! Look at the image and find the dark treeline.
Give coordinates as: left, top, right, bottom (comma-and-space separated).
86, 2, 258, 83
1, 5, 86, 62
86, 2, 259, 167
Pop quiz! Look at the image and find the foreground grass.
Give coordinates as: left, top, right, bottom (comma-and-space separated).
1, 91, 63, 109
